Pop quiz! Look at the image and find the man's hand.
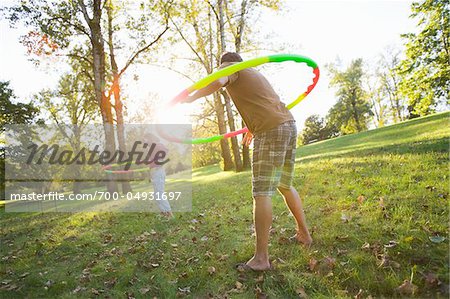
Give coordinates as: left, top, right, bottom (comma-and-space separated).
242, 131, 253, 147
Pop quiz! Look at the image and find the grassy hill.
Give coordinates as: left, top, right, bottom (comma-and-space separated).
1, 112, 449, 298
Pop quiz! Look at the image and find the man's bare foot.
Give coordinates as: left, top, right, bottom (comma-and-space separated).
243, 256, 272, 271
290, 231, 313, 247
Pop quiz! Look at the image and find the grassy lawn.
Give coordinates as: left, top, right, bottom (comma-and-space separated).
1, 112, 449, 298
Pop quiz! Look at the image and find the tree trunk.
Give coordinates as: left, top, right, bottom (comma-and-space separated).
231, 0, 251, 170
221, 91, 243, 171
217, 0, 242, 171
350, 89, 362, 132
214, 93, 234, 170
87, 0, 117, 193
107, 1, 132, 194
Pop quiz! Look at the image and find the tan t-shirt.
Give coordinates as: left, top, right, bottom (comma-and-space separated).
220, 62, 294, 134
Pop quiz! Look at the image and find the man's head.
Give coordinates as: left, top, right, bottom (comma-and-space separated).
220, 52, 243, 64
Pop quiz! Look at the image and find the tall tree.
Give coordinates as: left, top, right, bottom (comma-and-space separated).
6, 0, 170, 192
216, 0, 243, 171
378, 48, 405, 123
0, 82, 40, 129
327, 59, 373, 135
397, 0, 450, 117
0, 81, 40, 199
364, 72, 387, 128
169, 0, 235, 170
301, 114, 327, 144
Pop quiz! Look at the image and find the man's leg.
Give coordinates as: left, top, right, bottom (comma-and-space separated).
278, 186, 312, 245
246, 195, 272, 270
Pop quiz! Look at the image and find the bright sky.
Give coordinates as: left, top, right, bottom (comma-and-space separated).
0, 0, 416, 129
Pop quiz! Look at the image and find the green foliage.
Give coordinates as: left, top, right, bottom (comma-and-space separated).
192, 123, 222, 168
301, 114, 334, 145
327, 59, 373, 135
375, 48, 405, 124
0, 81, 39, 129
397, 0, 450, 117
0, 81, 40, 199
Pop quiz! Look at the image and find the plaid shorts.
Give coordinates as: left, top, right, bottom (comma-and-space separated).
252, 120, 297, 197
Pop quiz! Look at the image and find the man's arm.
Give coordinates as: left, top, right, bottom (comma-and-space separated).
184, 77, 228, 103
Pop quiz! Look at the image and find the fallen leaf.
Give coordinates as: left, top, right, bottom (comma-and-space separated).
341, 213, 351, 223
201, 236, 209, 242
425, 185, 436, 191
72, 286, 85, 293
255, 286, 268, 299
255, 274, 264, 283
139, 287, 151, 294
354, 289, 364, 299
150, 263, 159, 268
104, 277, 117, 288
324, 257, 336, 268
218, 254, 229, 261
208, 266, 216, 275
171, 243, 178, 248
396, 280, 418, 295
177, 286, 191, 297
340, 260, 349, 266
19, 272, 30, 278
236, 264, 247, 273
309, 258, 318, 271
336, 235, 349, 241
278, 236, 290, 245
384, 240, 398, 248
361, 242, 370, 250
379, 197, 385, 209
424, 272, 441, 287
235, 281, 243, 290
296, 286, 308, 298
357, 195, 365, 204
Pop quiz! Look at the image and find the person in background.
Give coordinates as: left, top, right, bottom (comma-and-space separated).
144, 133, 173, 218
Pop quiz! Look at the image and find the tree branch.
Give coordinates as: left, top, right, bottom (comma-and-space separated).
119, 25, 169, 77
170, 18, 207, 68
77, 0, 92, 27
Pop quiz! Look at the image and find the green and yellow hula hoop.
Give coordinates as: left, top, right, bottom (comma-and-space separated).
167, 54, 320, 144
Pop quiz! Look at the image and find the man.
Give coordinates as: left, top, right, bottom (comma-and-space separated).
184, 52, 312, 271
